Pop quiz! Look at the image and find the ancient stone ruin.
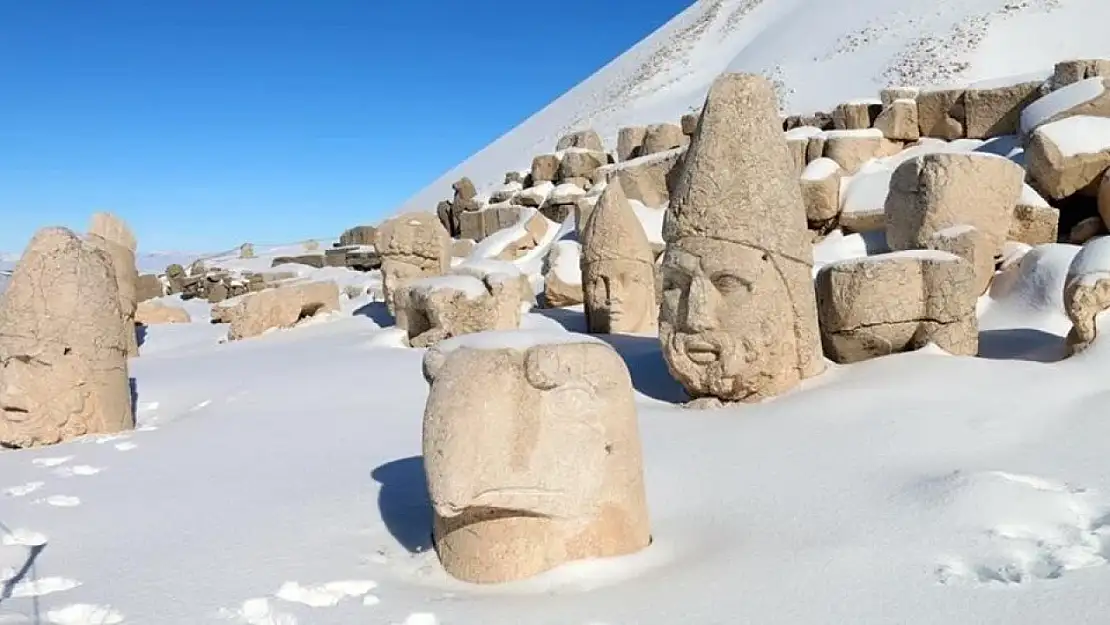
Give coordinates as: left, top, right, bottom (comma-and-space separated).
375, 212, 451, 315
394, 270, 523, 348
87, 212, 140, 357
218, 281, 340, 341
659, 72, 824, 403
421, 334, 650, 583
0, 227, 133, 448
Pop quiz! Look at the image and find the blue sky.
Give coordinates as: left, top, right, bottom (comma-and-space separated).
0, 1, 687, 253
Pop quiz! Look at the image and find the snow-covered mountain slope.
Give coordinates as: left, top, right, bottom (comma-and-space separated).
395, 0, 1110, 214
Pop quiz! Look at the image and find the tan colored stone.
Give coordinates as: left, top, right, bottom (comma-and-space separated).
87, 212, 139, 358
542, 241, 583, 308
874, 99, 920, 141
579, 179, 657, 334
1022, 77, 1110, 135
1053, 59, 1110, 90
558, 149, 607, 180
662, 72, 824, 403
339, 225, 378, 247
617, 126, 647, 162
0, 227, 132, 448
531, 154, 560, 183
885, 152, 1025, 257
421, 337, 650, 584
494, 211, 549, 261
923, 225, 996, 295
965, 81, 1042, 139
1064, 237, 1110, 353
1069, 216, 1105, 244
806, 135, 827, 163
833, 101, 879, 130
823, 129, 890, 174
800, 158, 843, 227
916, 89, 965, 139
593, 147, 684, 208
395, 275, 521, 348
136, 274, 164, 302
881, 87, 920, 108
1026, 116, 1110, 200
135, 300, 191, 325
451, 239, 476, 257
556, 129, 604, 152
642, 123, 688, 155
681, 112, 700, 135
815, 250, 978, 363
1011, 186, 1060, 245
375, 212, 451, 316
224, 281, 339, 341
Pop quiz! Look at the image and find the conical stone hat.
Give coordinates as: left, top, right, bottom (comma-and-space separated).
580, 179, 655, 267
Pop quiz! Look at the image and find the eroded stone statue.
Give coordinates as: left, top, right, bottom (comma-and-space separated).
421, 334, 651, 583
0, 227, 133, 448
375, 212, 450, 316
579, 179, 658, 334
87, 211, 140, 357
660, 72, 824, 403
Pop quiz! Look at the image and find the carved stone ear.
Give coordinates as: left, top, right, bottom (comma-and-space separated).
523, 345, 568, 391
422, 347, 449, 385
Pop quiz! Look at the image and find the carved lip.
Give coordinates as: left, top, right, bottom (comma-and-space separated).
683, 338, 720, 363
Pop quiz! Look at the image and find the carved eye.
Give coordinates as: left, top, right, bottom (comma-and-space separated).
711, 273, 749, 293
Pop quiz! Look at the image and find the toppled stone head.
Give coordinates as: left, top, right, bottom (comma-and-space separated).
421, 333, 650, 583
0, 227, 133, 448
660, 72, 824, 403
579, 179, 657, 334
375, 212, 450, 315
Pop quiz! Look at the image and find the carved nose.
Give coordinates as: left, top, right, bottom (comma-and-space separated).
683, 275, 716, 332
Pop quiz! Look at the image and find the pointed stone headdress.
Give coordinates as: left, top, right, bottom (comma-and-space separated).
580, 179, 655, 267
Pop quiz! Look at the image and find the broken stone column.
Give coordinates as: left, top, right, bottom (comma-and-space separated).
0, 227, 133, 448
661, 72, 824, 403
579, 179, 657, 334
421, 335, 650, 584
815, 250, 979, 363
375, 212, 451, 316
87, 212, 140, 358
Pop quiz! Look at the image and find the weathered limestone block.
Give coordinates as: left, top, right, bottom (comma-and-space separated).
881, 87, 920, 108
543, 240, 583, 308
421, 335, 650, 583
964, 80, 1042, 139
885, 152, 1025, 257
556, 129, 604, 152
136, 273, 164, 302
1064, 236, 1110, 353
517, 181, 554, 208
923, 225, 996, 295
1069, 216, 1105, 244
681, 112, 700, 135
531, 154, 560, 183
916, 88, 966, 139
833, 100, 881, 130
224, 281, 339, 341
617, 126, 647, 162
1011, 185, 1060, 245
800, 158, 843, 228
661, 72, 824, 403
1020, 77, 1110, 136
0, 228, 132, 448
815, 250, 978, 363
452, 239, 476, 258
642, 123, 688, 155
453, 177, 478, 202
495, 211, 550, 261
1026, 116, 1110, 200
822, 129, 894, 174
135, 300, 191, 325
458, 210, 484, 242
87, 212, 139, 358
558, 149, 607, 180
339, 225, 377, 247
580, 180, 657, 334
490, 181, 523, 204
395, 273, 521, 348
785, 126, 823, 173
874, 99, 920, 141
375, 213, 451, 316
594, 147, 684, 208
1052, 59, 1110, 90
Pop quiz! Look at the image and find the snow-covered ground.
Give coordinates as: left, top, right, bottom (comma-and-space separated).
5, 239, 1110, 624
396, 0, 1110, 214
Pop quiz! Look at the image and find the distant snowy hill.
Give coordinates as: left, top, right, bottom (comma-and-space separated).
395, 0, 1109, 213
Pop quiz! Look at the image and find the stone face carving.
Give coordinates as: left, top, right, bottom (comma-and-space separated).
660, 72, 824, 402
375, 213, 450, 316
579, 179, 658, 334
87, 212, 139, 357
421, 335, 650, 583
0, 227, 133, 448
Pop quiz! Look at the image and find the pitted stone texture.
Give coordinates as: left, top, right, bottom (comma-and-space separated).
580, 180, 657, 334
593, 148, 684, 208
662, 72, 824, 403
641, 123, 688, 155
135, 300, 191, 325
87, 212, 139, 357
816, 251, 978, 363
822, 130, 895, 174
616, 126, 647, 162
923, 225, 996, 295
964, 81, 1042, 139
556, 129, 604, 152
395, 274, 522, 348
874, 99, 919, 141
376, 212, 451, 316
885, 152, 1024, 258
800, 158, 843, 228
224, 281, 339, 341
421, 338, 650, 584
1011, 186, 1060, 245
832, 101, 880, 130
1026, 116, 1110, 200
0, 227, 132, 448
1064, 237, 1110, 354
916, 89, 966, 139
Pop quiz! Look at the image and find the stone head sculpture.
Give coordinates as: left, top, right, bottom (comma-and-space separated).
421, 333, 650, 583
0, 227, 133, 448
87, 211, 140, 357
579, 179, 658, 334
660, 73, 824, 403
375, 212, 450, 316
395, 272, 522, 348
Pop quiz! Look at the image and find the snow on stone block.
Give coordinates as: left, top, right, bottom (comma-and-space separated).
1026, 116, 1110, 199
1064, 236, 1110, 353
542, 239, 583, 308
1010, 184, 1060, 246
1020, 77, 1107, 136
839, 166, 892, 233
801, 158, 843, 226
429, 328, 603, 355
517, 181, 555, 208
406, 275, 489, 300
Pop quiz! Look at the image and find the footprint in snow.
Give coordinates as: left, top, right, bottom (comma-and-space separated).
274, 580, 378, 608
32, 457, 72, 468
3, 482, 45, 497
43, 604, 123, 625
1, 529, 47, 547
8, 577, 81, 598
52, 466, 102, 478
34, 495, 81, 508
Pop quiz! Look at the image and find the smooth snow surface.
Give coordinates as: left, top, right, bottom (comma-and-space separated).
407, 275, 488, 300
1020, 76, 1105, 135
397, 0, 1110, 214
1036, 115, 1110, 157
801, 157, 841, 181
